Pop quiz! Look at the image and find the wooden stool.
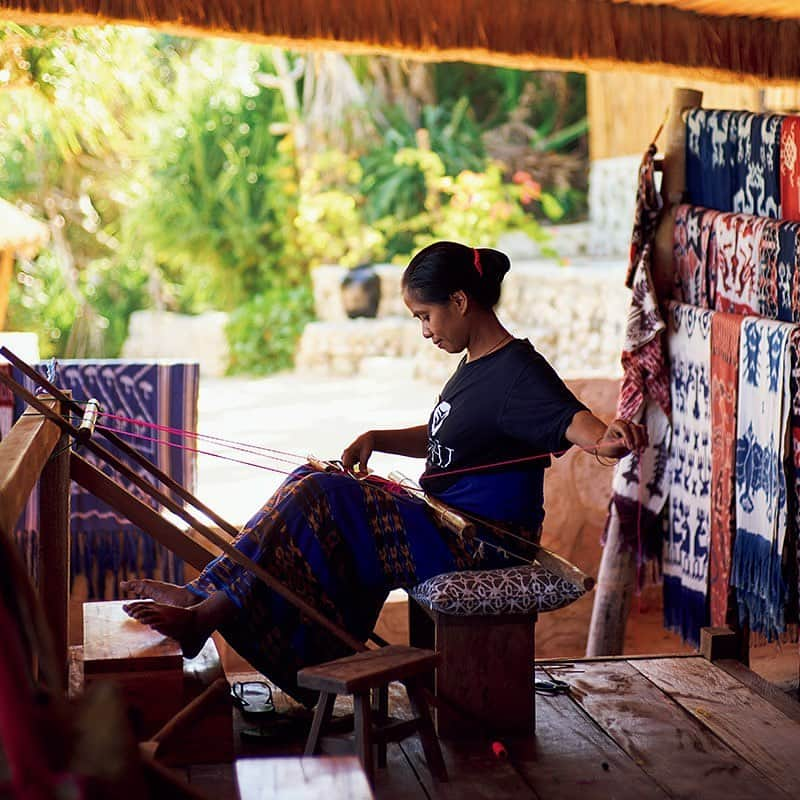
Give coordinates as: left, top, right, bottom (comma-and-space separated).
297, 645, 447, 785
82, 600, 233, 765
409, 599, 537, 739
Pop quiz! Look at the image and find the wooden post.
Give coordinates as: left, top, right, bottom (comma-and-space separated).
37, 394, 70, 685
652, 87, 704, 302
585, 516, 636, 657
587, 87, 702, 658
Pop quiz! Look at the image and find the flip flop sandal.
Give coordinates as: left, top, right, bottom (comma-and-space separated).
239, 714, 310, 743
231, 681, 276, 720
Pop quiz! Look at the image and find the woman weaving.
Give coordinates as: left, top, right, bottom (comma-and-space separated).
122, 240, 646, 703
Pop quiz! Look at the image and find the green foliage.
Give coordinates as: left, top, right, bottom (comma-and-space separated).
376, 150, 554, 258
125, 44, 298, 310
226, 282, 315, 374
360, 100, 485, 224
293, 151, 385, 268
1, 27, 588, 372
6, 251, 78, 357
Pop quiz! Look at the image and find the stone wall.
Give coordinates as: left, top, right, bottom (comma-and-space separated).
298, 257, 629, 383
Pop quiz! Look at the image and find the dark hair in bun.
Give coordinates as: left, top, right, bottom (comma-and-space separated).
401, 241, 511, 309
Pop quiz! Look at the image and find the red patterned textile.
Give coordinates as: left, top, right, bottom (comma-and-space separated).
618, 247, 670, 420
712, 212, 766, 316
781, 116, 800, 222
709, 312, 743, 628
626, 143, 663, 289
673, 205, 719, 307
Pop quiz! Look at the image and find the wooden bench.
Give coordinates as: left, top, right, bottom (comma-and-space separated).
82, 600, 233, 766
297, 645, 447, 785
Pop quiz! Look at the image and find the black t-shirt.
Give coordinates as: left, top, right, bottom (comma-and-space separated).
420, 338, 587, 529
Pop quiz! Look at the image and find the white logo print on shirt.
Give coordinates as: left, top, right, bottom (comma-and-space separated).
430, 401, 451, 435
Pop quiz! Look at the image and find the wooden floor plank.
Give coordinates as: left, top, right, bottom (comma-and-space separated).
508, 670, 669, 800
632, 657, 800, 797
546, 661, 790, 800
714, 659, 800, 724
399, 737, 537, 800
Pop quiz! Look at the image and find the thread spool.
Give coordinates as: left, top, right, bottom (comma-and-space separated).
76, 399, 101, 445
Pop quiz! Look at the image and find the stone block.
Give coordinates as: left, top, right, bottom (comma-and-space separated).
122, 310, 228, 376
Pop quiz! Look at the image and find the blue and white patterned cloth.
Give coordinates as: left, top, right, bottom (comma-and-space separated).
664, 302, 713, 645
732, 319, 793, 638
686, 109, 782, 219
12, 360, 198, 597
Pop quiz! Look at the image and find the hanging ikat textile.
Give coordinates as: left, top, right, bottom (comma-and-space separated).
673, 205, 719, 307
606, 246, 671, 570
732, 319, 793, 639
709, 312, 743, 627
712, 212, 766, 316
664, 302, 713, 645
757, 220, 800, 322
780, 116, 800, 222
626, 143, 663, 289
686, 109, 782, 219
13, 360, 198, 598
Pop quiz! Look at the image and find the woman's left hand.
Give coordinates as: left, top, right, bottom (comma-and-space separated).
598, 418, 648, 457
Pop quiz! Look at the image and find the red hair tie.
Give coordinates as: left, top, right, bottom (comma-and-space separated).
473, 248, 483, 277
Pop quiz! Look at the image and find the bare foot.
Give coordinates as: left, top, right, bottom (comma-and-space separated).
120, 579, 199, 608
122, 600, 208, 659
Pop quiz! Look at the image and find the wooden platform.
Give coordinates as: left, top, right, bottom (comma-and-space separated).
167, 654, 800, 799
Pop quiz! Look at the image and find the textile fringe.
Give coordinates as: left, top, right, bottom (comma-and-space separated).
663, 575, 707, 648
2, 1, 800, 84
711, 319, 742, 366
731, 528, 788, 640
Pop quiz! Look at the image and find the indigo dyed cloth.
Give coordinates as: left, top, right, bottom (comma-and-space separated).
686, 109, 782, 218
732, 113, 782, 219
709, 312, 743, 628
189, 465, 520, 703
664, 302, 713, 646
732, 319, 793, 639
686, 109, 736, 212
757, 220, 800, 322
13, 360, 198, 597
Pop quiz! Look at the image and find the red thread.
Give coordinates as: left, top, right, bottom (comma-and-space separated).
473, 248, 483, 277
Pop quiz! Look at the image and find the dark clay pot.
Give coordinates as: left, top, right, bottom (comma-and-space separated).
341, 264, 380, 319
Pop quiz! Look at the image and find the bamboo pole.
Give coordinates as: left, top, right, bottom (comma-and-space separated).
586, 87, 701, 658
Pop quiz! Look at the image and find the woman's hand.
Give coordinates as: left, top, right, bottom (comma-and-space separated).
341, 431, 376, 474
597, 418, 648, 458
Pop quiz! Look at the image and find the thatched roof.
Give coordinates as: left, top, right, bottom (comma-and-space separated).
0, 198, 49, 257
0, 1, 799, 83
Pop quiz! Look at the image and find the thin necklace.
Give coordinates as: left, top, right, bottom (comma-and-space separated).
468, 332, 513, 363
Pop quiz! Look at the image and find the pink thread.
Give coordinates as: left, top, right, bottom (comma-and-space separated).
95, 424, 295, 476
473, 248, 483, 277
98, 410, 305, 462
